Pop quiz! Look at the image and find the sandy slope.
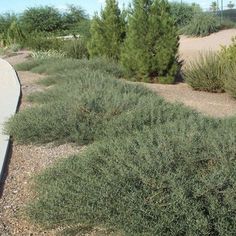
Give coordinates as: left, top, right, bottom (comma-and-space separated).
147, 29, 236, 118
179, 29, 236, 63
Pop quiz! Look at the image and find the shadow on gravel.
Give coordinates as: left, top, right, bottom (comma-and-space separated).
0, 141, 13, 198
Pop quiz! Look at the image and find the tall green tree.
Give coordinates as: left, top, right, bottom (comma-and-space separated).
88, 0, 125, 60
121, 0, 179, 82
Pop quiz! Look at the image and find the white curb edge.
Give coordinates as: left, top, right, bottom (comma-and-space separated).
0, 58, 21, 182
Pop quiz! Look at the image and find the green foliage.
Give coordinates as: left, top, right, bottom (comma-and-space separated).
62, 39, 89, 59
62, 4, 88, 32
20, 6, 62, 33
184, 52, 224, 92
219, 38, 236, 97
7, 20, 25, 45
169, 2, 202, 27
7, 57, 236, 235
88, 0, 126, 60
0, 13, 18, 46
24, 33, 63, 51
8, 59, 142, 144
121, 0, 179, 82
181, 12, 220, 37
185, 38, 236, 97
223, 63, 236, 98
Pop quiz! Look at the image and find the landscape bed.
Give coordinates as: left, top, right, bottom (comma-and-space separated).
6, 57, 236, 235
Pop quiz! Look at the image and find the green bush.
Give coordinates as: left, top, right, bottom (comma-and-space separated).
7, 57, 236, 235
223, 64, 236, 98
219, 39, 236, 97
20, 6, 63, 33
28, 118, 236, 235
62, 39, 89, 59
24, 33, 63, 51
121, 0, 179, 82
184, 52, 224, 92
170, 2, 202, 27
15, 57, 124, 78
181, 13, 220, 37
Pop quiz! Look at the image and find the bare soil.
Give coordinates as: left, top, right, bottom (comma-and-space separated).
145, 29, 236, 118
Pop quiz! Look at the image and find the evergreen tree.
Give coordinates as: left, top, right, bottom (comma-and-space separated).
121, 0, 179, 82
88, 0, 125, 60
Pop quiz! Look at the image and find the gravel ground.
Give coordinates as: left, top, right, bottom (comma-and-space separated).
0, 52, 83, 235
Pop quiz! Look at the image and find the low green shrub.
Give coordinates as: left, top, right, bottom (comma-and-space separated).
219, 39, 236, 97
31, 50, 66, 60
7, 57, 236, 235
15, 57, 125, 78
184, 52, 224, 92
62, 39, 89, 59
223, 64, 236, 98
181, 13, 220, 37
27, 111, 236, 235
158, 76, 175, 84
25, 33, 63, 51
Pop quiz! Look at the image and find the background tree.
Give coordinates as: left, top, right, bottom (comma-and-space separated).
62, 5, 89, 34
0, 13, 17, 46
227, 1, 235, 9
20, 6, 62, 33
169, 2, 202, 27
121, 0, 179, 82
210, 1, 219, 13
88, 0, 125, 60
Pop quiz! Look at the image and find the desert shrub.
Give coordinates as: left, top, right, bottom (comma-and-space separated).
62, 39, 89, 59
121, 0, 179, 82
169, 2, 202, 27
6, 65, 149, 144
15, 57, 124, 78
24, 33, 63, 51
7, 57, 236, 235
27, 114, 236, 235
220, 18, 236, 29
219, 38, 236, 97
31, 50, 66, 60
184, 52, 224, 92
7, 20, 25, 45
182, 12, 220, 37
0, 13, 18, 46
223, 64, 236, 98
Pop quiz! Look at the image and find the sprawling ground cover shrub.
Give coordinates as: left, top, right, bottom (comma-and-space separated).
7, 58, 236, 235
184, 52, 224, 92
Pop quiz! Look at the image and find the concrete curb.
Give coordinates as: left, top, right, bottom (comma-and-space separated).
0, 58, 21, 182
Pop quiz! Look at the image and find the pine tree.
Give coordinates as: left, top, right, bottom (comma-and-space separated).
88, 0, 125, 60
121, 0, 179, 82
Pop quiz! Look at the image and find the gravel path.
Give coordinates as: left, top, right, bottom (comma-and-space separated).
0, 52, 83, 235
